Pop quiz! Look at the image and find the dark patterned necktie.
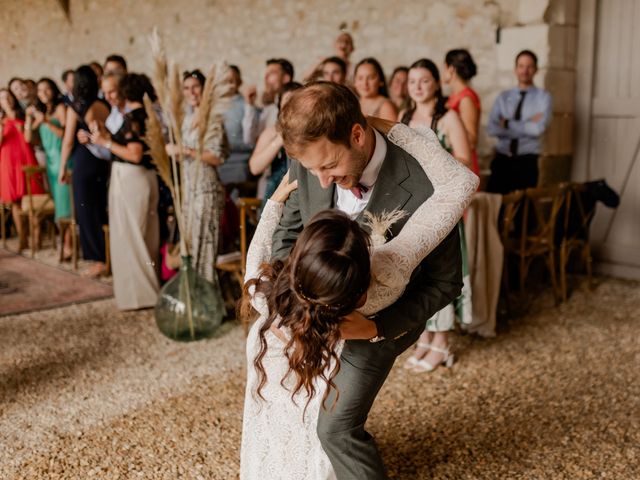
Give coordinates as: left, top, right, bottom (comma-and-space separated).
509, 90, 527, 156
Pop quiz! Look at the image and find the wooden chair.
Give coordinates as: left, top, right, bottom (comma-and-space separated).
58, 170, 80, 270
102, 224, 111, 276
516, 185, 567, 305
559, 182, 595, 302
22, 166, 56, 257
216, 197, 262, 334
0, 202, 11, 248
498, 190, 525, 312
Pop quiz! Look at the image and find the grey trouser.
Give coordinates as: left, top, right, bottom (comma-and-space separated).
317, 325, 424, 479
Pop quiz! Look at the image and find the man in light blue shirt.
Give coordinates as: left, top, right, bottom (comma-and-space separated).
486, 50, 552, 193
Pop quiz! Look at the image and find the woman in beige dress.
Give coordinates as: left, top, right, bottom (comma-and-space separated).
90, 74, 160, 310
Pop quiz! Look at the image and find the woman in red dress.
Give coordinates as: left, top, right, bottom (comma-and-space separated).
0, 88, 43, 249
443, 49, 481, 177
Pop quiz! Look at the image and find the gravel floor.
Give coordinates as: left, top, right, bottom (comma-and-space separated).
1, 276, 639, 479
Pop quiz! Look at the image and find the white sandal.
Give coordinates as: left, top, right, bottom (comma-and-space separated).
403, 342, 432, 370
412, 345, 454, 373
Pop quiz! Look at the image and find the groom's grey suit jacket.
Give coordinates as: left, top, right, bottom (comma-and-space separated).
271, 130, 462, 340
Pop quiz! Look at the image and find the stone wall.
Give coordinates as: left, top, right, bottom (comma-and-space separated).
2, 0, 577, 164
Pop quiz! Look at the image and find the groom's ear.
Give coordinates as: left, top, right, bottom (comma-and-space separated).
351, 123, 366, 148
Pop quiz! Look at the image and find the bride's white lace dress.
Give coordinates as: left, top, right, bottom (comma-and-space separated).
240, 124, 479, 480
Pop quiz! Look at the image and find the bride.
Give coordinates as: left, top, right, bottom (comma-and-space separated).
240, 120, 478, 479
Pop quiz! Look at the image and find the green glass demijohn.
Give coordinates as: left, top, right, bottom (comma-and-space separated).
155, 255, 225, 341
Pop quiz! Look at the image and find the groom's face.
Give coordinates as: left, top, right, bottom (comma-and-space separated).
294, 124, 368, 190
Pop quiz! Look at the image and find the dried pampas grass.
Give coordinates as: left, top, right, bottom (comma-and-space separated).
143, 95, 172, 192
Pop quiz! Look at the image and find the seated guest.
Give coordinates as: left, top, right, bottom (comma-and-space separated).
354, 57, 397, 121
248, 82, 302, 205
388, 66, 409, 111
219, 65, 258, 185
89, 73, 160, 310
104, 54, 128, 76
321, 56, 347, 85
486, 49, 552, 193
259, 58, 294, 133
443, 49, 481, 176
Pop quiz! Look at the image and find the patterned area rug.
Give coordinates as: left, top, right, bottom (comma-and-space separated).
0, 249, 113, 316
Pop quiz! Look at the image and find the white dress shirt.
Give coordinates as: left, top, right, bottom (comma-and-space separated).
336, 129, 387, 219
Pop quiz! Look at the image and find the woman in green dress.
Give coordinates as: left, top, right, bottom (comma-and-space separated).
399, 58, 474, 372
25, 78, 72, 257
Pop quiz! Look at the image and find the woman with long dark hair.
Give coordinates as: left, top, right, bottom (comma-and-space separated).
401, 58, 472, 373
24, 78, 73, 255
443, 49, 481, 175
353, 57, 397, 121
240, 120, 479, 479
59, 65, 111, 277
0, 88, 43, 250
89, 73, 160, 309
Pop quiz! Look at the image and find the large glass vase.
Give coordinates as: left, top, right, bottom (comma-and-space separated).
155, 255, 225, 341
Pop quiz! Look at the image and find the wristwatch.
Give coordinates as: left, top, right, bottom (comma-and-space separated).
369, 335, 386, 343
105, 141, 112, 151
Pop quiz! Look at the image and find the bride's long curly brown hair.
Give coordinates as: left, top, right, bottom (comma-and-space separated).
240, 209, 371, 409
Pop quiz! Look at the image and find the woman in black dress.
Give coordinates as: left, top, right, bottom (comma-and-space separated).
59, 65, 111, 277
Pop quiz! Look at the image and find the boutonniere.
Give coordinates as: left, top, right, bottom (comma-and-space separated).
363, 209, 407, 247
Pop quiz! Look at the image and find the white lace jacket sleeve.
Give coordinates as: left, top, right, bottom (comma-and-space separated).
359, 124, 479, 316
244, 200, 284, 316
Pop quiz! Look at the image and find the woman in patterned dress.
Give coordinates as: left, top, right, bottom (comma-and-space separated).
166, 70, 228, 284
399, 58, 473, 373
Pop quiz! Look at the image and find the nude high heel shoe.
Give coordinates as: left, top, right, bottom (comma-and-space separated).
403, 342, 431, 370
412, 345, 454, 373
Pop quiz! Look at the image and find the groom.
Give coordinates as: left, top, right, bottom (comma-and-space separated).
272, 82, 462, 479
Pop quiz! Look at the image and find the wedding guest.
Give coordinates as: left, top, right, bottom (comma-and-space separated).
61, 69, 75, 104
59, 65, 111, 278
219, 65, 259, 185
23, 79, 38, 108
89, 61, 103, 81
354, 58, 397, 121
259, 58, 294, 133
400, 58, 472, 373
8, 78, 29, 110
0, 88, 43, 250
104, 54, 128, 76
89, 73, 160, 310
321, 56, 347, 85
388, 66, 409, 111
24, 78, 73, 257
335, 31, 355, 80
487, 50, 552, 193
248, 81, 303, 204
443, 48, 481, 175
166, 69, 228, 284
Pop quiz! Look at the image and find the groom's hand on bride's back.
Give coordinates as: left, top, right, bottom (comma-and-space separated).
340, 311, 378, 340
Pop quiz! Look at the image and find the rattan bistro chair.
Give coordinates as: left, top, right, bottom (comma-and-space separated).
559, 182, 596, 302
22, 166, 56, 257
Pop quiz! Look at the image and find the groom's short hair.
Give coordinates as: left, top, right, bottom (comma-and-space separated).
278, 81, 366, 156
